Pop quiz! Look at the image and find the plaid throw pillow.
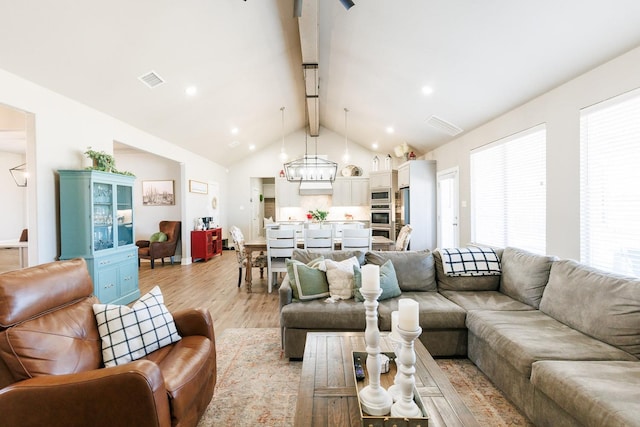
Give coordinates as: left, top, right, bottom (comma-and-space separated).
93, 286, 181, 367
439, 247, 501, 277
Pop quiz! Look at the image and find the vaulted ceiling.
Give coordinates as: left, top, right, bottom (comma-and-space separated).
1, 1, 640, 165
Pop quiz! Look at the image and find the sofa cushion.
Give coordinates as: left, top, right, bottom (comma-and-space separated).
325, 257, 359, 300
93, 286, 182, 367
499, 247, 555, 309
286, 258, 329, 301
378, 291, 467, 331
531, 360, 640, 427
0, 297, 102, 381
540, 259, 640, 359
293, 249, 365, 266
354, 260, 401, 302
466, 310, 638, 379
434, 249, 502, 291
440, 290, 535, 312
365, 250, 436, 292
281, 299, 366, 330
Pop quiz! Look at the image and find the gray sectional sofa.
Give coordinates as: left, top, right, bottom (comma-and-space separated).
278, 247, 640, 426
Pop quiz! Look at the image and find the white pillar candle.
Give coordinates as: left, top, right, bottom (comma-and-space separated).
398, 298, 419, 331
361, 264, 380, 291
391, 310, 399, 337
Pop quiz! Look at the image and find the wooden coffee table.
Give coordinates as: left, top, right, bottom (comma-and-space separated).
294, 332, 480, 427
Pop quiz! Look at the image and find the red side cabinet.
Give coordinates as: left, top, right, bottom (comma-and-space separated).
191, 228, 222, 262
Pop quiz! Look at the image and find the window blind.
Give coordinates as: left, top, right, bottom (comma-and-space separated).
580, 88, 640, 276
470, 125, 546, 253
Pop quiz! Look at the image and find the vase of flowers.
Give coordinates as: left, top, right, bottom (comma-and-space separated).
308, 209, 329, 223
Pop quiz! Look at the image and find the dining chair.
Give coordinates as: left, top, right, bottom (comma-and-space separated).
278, 222, 304, 240
341, 228, 372, 251
395, 224, 413, 251
229, 225, 267, 287
332, 221, 363, 238
303, 227, 334, 251
266, 227, 296, 293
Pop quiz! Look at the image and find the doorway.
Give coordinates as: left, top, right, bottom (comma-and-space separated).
0, 103, 31, 271
437, 167, 459, 248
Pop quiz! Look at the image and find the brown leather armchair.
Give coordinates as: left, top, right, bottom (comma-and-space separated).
137, 220, 181, 269
0, 258, 216, 427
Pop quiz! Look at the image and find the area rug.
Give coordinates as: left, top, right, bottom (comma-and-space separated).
198, 328, 532, 426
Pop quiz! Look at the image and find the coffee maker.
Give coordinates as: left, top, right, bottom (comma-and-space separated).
201, 217, 213, 229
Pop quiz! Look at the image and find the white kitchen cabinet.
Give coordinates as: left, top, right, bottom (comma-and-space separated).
398, 164, 410, 188
332, 178, 369, 206
369, 170, 397, 189
275, 178, 300, 207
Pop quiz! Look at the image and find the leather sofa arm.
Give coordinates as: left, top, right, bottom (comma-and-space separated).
136, 239, 151, 248
0, 359, 171, 427
173, 307, 215, 341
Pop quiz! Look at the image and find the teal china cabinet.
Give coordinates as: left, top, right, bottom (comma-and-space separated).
59, 170, 139, 304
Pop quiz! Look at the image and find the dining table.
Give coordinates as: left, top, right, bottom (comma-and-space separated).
242, 236, 395, 292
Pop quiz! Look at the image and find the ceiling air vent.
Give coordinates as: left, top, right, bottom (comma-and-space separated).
426, 115, 463, 136
138, 71, 165, 88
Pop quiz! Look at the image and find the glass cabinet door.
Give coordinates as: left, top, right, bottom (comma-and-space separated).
93, 182, 114, 251
117, 185, 134, 246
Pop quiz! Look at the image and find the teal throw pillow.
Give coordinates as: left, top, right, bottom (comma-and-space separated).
286, 257, 329, 301
354, 260, 402, 302
150, 232, 168, 243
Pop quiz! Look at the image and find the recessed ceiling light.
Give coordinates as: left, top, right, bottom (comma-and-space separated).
372, 142, 379, 150
248, 144, 256, 151
421, 85, 434, 95
231, 127, 239, 135
386, 126, 394, 134
185, 85, 197, 96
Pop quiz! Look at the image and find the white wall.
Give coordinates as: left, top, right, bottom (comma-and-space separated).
0, 68, 227, 265
226, 126, 379, 238
0, 152, 26, 240
429, 45, 640, 259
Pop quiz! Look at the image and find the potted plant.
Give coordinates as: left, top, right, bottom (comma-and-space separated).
84, 147, 134, 176
308, 209, 329, 222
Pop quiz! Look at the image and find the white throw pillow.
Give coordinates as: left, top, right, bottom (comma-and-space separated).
93, 286, 181, 367
325, 256, 360, 300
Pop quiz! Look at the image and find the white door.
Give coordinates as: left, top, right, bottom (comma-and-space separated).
250, 181, 262, 240
437, 167, 459, 248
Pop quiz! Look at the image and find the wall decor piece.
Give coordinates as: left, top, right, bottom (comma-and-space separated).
142, 180, 175, 206
189, 180, 208, 194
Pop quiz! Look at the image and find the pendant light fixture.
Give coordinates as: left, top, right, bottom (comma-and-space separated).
279, 106, 288, 162
342, 107, 350, 163
283, 97, 337, 186
9, 163, 27, 187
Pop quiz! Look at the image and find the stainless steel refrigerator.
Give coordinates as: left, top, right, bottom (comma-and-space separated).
395, 160, 436, 250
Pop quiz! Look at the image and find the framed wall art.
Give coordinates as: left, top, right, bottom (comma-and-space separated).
189, 180, 208, 194
142, 180, 175, 206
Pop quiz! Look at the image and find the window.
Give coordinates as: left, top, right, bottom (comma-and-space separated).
580, 88, 640, 276
470, 125, 546, 253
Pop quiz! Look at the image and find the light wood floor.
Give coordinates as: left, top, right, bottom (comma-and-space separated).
138, 251, 281, 336
0, 249, 281, 336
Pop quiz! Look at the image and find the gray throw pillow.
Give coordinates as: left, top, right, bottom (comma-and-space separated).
365, 250, 436, 292
354, 260, 402, 302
